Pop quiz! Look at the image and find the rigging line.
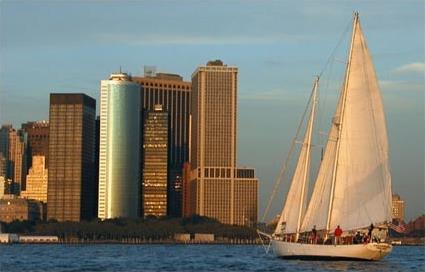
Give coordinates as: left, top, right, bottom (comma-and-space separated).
261, 87, 315, 223
318, 19, 352, 78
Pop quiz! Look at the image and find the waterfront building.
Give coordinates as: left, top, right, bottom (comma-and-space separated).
21, 156, 48, 203
142, 105, 169, 216
47, 93, 96, 222
392, 193, 406, 222
190, 60, 258, 226
0, 195, 44, 223
133, 70, 191, 217
8, 129, 28, 193
98, 73, 141, 219
21, 121, 49, 167
234, 168, 258, 226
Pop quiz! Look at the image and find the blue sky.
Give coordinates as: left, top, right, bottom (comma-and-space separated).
0, 0, 424, 221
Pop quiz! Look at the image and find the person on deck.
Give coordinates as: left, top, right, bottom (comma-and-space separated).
311, 225, 317, 244
354, 231, 362, 244
334, 225, 343, 245
368, 223, 374, 242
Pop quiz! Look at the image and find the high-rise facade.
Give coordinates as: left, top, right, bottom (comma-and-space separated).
8, 129, 28, 193
47, 93, 96, 221
133, 71, 191, 217
98, 73, 140, 219
22, 121, 49, 168
0, 125, 12, 178
142, 105, 169, 217
190, 60, 258, 226
21, 155, 48, 203
392, 194, 405, 222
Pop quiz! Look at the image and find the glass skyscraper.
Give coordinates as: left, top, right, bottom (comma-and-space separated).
142, 105, 169, 217
98, 73, 141, 219
133, 71, 191, 217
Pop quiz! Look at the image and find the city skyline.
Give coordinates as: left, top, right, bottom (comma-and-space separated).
0, 1, 423, 221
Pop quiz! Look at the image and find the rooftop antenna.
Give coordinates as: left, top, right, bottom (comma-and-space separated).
119, 66, 122, 73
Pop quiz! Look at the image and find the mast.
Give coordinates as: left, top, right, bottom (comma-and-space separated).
325, 12, 359, 236
295, 76, 318, 240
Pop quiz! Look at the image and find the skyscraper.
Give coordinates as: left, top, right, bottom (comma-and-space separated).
22, 121, 49, 168
133, 71, 191, 217
8, 129, 28, 193
190, 60, 258, 226
47, 93, 96, 222
0, 125, 12, 178
21, 155, 48, 203
142, 105, 169, 216
98, 73, 140, 219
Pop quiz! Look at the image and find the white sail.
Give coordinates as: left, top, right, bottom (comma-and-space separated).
300, 99, 341, 232
329, 18, 392, 231
301, 15, 392, 233
275, 80, 317, 235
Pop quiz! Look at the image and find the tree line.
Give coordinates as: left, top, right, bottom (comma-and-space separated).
1, 216, 258, 242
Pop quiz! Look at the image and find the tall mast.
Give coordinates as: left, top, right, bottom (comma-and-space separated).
325, 12, 359, 236
295, 76, 319, 240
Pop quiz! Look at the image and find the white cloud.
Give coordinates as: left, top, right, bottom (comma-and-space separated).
379, 80, 425, 92
394, 62, 425, 74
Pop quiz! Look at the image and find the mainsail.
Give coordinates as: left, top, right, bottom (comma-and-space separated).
274, 79, 318, 236
301, 13, 392, 233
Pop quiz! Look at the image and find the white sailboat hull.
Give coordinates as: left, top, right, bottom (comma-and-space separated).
271, 240, 392, 261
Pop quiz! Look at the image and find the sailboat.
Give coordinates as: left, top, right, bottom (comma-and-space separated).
270, 12, 393, 261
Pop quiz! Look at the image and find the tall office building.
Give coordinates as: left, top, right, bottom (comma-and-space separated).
98, 73, 140, 219
94, 116, 100, 217
133, 71, 191, 217
8, 129, 28, 193
190, 60, 258, 226
22, 121, 49, 168
142, 105, 169, 216
21, 155, 48, 203
0, 125, 12, 178
392, 194, 406, 222
47, 93, 96, 221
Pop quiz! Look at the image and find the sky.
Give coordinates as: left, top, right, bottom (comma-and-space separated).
0, 0, 424, 221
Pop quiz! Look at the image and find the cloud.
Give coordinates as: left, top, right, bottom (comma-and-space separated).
393, 62, 425, 75
96, 33, 307, 46
380, 80, 425, 92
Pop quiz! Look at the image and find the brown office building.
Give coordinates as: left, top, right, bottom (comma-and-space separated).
189, 60, 258, 226
47, 93, 96, 222
142, 105, 169, 217
133, 70, 191, 217
22, 121, 49, 167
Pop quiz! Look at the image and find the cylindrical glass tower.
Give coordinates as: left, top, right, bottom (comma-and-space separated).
98, 73, 140, 219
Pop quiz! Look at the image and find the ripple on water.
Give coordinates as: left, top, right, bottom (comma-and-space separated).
0, 244, 423, 272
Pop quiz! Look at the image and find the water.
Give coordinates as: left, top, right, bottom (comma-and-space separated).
0, 245, 424, 271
